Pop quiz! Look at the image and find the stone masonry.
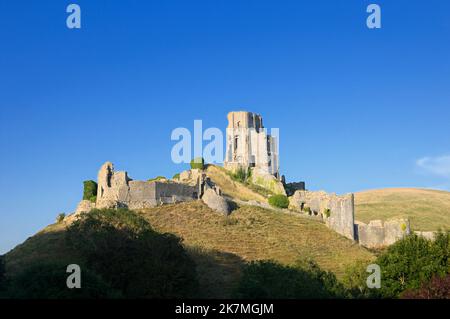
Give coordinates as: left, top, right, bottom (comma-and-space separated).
290, 190, 355, 240
96, 162, 198, 210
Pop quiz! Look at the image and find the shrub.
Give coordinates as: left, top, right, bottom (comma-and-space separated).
65, 208, 199, 298
303, 206, 311, 214
148, 176, 166, 182
268, 195, 289, 209
83, 180, 98, 203
5, 262, 120, 299
190, 157, 205, 170
234, 259, 344, 299
376, 232, 449, 298
323, 209, 331, 218
173, 173, 180, 180
342, 260, 382, 299
0, 256, 5, 291
231, 167, 250, 183
401, 274, 450, 299
56, 213, 66, 223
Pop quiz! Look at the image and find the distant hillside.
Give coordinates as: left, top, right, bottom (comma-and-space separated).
355, 188, 450, 231
4, 201, 374, 298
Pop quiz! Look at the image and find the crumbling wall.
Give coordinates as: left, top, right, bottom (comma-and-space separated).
290, 190, 355, 240
414, 231, 437, 241
95, 162, 197, 209
355, 219, 410, 249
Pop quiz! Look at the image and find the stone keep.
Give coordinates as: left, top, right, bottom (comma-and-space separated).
224, 111, 280, 178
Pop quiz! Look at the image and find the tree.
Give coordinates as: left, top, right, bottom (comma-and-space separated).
376, 233, 449, 298
0, 256, 6, 290
66, 208, 199, 298
234, 259, 345, 299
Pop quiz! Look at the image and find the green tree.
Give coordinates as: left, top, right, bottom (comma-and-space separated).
0, 256, 6, 292
376, 233, 449, 298
66, 208, 199, 298
5, 262, 120, 299
83, 180, 98, 203
190, 157, 205, 170
234, 259, 344, 299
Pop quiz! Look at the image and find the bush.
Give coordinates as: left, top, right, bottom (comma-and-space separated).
148, 176, 166, 182
0, 256, 6, 291
231, 167, 250, 183
65, 208, 199, 298
401, 274, 450, 299
342, 260, 382, 299
173, 173, 180, 180
5, 262, 120, 299
83, 180, 98, 203
190, 157, 205, 170
56, 213, 66, 223
323, 209, 331, 218
376, 232, 449, 298
234, 259, 344, 299
268, 195, 289, 209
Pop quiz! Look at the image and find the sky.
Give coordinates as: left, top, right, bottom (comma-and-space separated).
0, 0, 449, 254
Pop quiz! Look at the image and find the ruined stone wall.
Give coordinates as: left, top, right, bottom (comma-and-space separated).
355, 219, 410, 249
290, 190, 355, 240
96, 162, 197, 210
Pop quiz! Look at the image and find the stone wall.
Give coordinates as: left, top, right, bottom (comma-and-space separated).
290, 190, 355, 240
355, 219, 410, 249
414, 231, 437, 241
96, 162, 198, 210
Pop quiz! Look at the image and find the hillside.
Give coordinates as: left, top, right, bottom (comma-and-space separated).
355, 188, 450, 231
4, 201, 374, 298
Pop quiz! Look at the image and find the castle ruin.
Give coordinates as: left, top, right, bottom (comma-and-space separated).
71, 110, 411, 249
224, 111, 280, 178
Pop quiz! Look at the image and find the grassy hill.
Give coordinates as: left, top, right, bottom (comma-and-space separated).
355, 188, 450, 231
4, 201, 374, 298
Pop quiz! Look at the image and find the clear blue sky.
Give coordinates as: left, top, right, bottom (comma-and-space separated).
1, 0, 449, 254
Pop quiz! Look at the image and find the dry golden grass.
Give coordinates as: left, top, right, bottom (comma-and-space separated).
5, 201, 374, 298
355, 188, 450, 231
205, 165, 267, 202
140, 201, 374, 279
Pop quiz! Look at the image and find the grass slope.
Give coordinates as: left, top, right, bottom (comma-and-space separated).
355, 188, 450, 231
4, 201, 374, 298
140, 201, 374, 295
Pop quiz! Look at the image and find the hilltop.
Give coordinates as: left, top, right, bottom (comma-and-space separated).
4, 200, 374, 298
355, 188, 450, 231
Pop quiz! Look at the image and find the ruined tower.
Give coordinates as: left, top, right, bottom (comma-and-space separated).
224, 111, 280, 178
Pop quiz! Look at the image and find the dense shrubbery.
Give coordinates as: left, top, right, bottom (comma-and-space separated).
0, 256, 6, 292
190, 157, 205, 170
65, 208, 199, 298
83, 180, 98, 203
5, 263, 120, 299
376, 232, 449, 298
173, 173, 180, 180
2, 208, 199, 299
343, 232, 450, 299
234, 259, 345, 299
401, 274, 450, 299
268, 195, 289, 209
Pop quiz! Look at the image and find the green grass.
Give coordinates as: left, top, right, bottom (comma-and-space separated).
355, 188, 450, 231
